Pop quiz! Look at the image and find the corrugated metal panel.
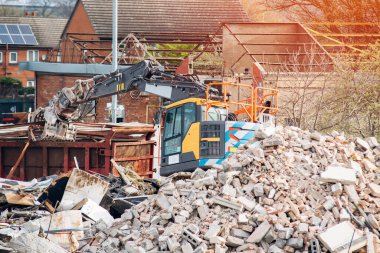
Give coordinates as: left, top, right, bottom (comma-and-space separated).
81, 0, 250, 36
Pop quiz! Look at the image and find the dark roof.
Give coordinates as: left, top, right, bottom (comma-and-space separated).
0, 17, 67, 48
80, 0, 250, 36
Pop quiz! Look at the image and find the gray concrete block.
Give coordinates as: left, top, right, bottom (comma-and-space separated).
247, 220, 271, 243
226, 236, 244, 247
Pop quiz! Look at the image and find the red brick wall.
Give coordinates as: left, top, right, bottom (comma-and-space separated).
60, 2, 99, 64
0, 48, 50, 86
36, 73, 160, 124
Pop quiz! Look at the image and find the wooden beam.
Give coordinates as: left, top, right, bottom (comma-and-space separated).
7, 141, 30, 179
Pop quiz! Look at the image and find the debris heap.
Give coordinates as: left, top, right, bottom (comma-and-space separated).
91, 126, 380, 253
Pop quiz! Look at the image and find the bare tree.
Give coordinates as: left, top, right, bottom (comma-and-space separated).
326, 45, 380, 138
267, 43, 380, 138
0, 0, 23, 16
30, 0, 75, 17
30, 0, 54, 17
55, 0, 75, 17
261, 0, 380, 23
265, 45, 334, 130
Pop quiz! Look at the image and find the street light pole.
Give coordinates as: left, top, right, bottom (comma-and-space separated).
111, 0, 118, 123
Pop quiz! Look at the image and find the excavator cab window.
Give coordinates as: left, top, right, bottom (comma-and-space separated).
162, 103, 197, 157
201, 106, 227, 121
163, 107, 182, 155
183, 103, 196, 135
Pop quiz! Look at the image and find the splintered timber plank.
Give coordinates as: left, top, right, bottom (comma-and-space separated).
6, 141, 30, 179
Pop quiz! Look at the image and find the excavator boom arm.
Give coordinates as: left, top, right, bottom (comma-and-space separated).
30, 60, 212, 141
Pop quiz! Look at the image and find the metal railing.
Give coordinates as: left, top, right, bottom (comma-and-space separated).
205, 82, 278, 123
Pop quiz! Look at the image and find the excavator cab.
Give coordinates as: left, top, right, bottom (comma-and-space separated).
159, 82, 279, 176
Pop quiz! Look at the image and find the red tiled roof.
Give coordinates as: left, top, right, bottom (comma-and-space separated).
0, 17, 67, 48
81, 0, 250, 37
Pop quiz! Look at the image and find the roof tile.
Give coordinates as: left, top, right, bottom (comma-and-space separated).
0, 17, 67, 48
81, 0, 250, 36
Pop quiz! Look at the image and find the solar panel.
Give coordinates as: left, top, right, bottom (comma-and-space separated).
7, 24, 20, 34
0, 25, 7, 34
11, 35, 24, 44
18, 24, 33, 35
0, 34, 13, 44
0, 24, 37, 45
23, 35, 37, 45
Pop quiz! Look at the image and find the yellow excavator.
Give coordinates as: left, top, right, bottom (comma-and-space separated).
30, 60, 278, 176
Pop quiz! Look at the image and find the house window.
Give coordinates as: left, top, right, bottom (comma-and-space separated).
27, 50, 39, 62
9, 51, 17, 64
27, 80, 35, 87
56, 51, 61, 62
0, 52, 2, 63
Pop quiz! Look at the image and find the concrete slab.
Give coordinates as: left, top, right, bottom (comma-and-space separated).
317, 221, 366, 253
320, 166, 356, 185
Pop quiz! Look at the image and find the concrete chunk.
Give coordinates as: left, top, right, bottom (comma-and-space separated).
356, 137, 370, 151
212, 196, 244, 211
167, 237, 180, 252
344, 184, 360, 205
263, 135, 284, 147
253, 183, 264, 197
318, 221, 366, 252
174, 215, 186, 223
204, 223, 221, 240
330, 183, 343, 195
226, 236, 244, 247
191, 168, 206, 179
369, 183, 380, 197
363, 159, 378, 171
298, 223, 308, 233
320, 166, 356, 185
194, 176, 215, 187
287, 238, 303, 249
339, 208, 350, 222
366, 137, 379, 148
238, 213, 249, 224
231, 228, 250, 238
268, 188, 276, 199
222, 184, 237, 198
269, 245, 285, 253
156, 193, 171, 210
210, 236, 226, 245
197, 205, 209, 219
215, 244, 228, 253
181, 241, 193, 253
182, 228, 202, 247
9, 233, 67, 253
247, 220, 271, 243
277, 227, 294, 240
237, 196, 256, 211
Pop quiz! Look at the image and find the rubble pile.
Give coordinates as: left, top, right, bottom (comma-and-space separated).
0, 165, 157, 252
91, 126, 380, 253
0, 125, 379, 253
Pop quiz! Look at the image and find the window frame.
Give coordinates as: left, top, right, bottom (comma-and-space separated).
26, 80, 35, 87
9, 51, 18, 64
183, 102, 196, 136
27, 50, 39, 62
163, 106, 183, 156
162, 102, 198, 156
